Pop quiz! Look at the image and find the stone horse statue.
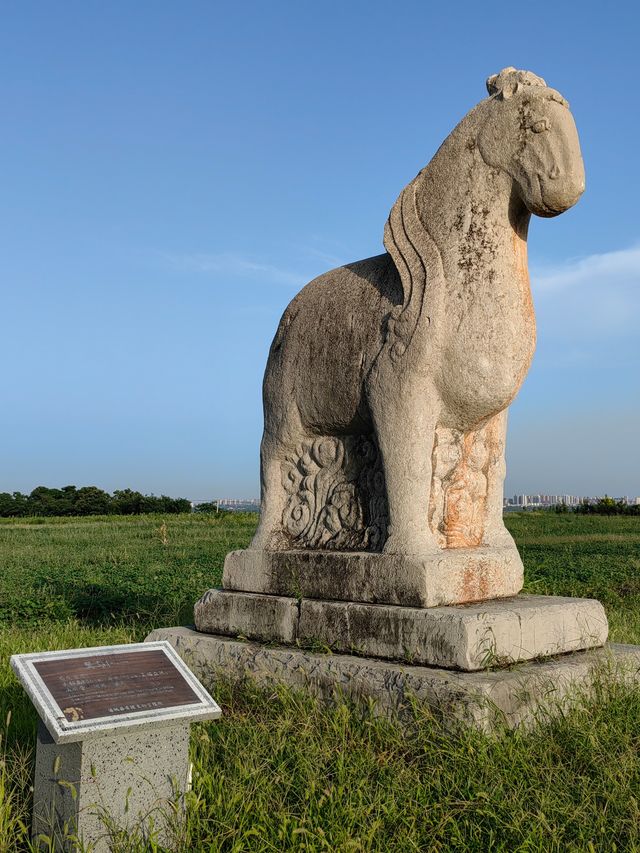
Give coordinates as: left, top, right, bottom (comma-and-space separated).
249, 68, 584, 598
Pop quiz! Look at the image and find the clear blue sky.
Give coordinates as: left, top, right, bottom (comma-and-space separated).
2, 1, 639, 499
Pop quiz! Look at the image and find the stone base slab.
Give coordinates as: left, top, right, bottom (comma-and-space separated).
146, 627, 640, 732
195, 590, 608, 672
222, 545, 523, 608
196, 588, 299, 644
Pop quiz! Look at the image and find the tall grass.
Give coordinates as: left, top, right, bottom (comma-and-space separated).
0, 512, 255, 629
0, 512, 639, 850
0, 711, 30, 846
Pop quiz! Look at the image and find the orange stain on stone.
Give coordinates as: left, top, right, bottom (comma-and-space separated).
458, 558, 502, 604
443, 432, 487, 549
511, 226, 537, 392
437, 413, 504, 551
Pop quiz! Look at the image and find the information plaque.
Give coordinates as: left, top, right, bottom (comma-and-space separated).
11, 640, 221, 743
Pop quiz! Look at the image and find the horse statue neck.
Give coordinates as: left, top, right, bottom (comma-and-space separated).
384, 102, 535, 359
418, 105, 531, 289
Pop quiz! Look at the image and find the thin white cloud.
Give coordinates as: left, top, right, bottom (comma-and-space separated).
302, 246, 346, 268
166, 252, 305, 288
165, 244, 640, 341
533, 245, 640, 292
531, 244, 640, 340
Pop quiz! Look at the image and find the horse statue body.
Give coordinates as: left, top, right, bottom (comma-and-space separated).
248, 68, 584, 602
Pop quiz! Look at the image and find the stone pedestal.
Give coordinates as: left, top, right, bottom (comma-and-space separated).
222, 546, 524, 608
146, 627, 640, 732
177, 543, 619, 727
32, 720, 189, 851
195, 589, 608, 672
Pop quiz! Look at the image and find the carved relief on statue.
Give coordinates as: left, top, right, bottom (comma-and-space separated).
278, 418, 505, 553
429, 416, 505, 549
431, 429, 489, 549
280, 435, 387, 551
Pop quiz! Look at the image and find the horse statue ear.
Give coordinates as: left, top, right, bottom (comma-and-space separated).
486, 70, 520, 100
486, 74, 499, 95
500, 78, 520, 100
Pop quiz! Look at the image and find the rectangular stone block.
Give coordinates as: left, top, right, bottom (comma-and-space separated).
194, 588, 299, 644
222, 546, 523, 608
33, 719, 189, 851
297, 595, 608, 671
194, 588, 608, 671
147, 626, 640, 733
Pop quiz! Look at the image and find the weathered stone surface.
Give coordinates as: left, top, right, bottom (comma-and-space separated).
244, 66, 585, 621
297, 595, 608, 671
222, 546, 523, 607
146, 627, 640, 732
194, 588, 298, 644
194, 590, 608, 671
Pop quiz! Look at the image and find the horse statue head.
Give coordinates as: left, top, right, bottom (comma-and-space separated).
478, 67, 585, 217
383, 68, 586, 366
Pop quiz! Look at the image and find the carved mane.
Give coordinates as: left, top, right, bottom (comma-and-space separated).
382, 173, 430, 362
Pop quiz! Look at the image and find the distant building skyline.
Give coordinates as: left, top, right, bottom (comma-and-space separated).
504, 494, 640, 509
191, 493, 640, 512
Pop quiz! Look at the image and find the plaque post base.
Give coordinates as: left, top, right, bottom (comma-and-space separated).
32, 719, 190, 852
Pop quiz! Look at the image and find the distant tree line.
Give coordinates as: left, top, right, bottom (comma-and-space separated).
193, 500, 223, 514
552, 498, 639, 516
0, 486, 192, 518
573, 496, 640, 516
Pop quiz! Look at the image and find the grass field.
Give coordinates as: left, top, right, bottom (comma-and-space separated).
1, 512, 640, 850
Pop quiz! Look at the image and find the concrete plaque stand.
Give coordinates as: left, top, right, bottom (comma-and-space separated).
32, 720, 189, 850
11, 642, 221, 851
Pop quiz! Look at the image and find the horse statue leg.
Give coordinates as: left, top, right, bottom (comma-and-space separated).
368, 368, 441, 556
250, 400, 304, 551
480, 410, 516, 550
